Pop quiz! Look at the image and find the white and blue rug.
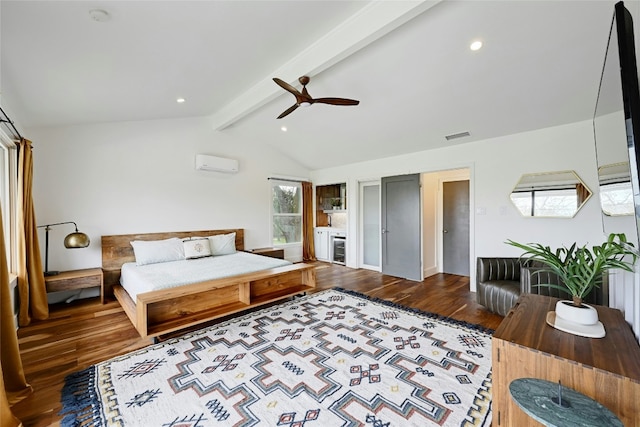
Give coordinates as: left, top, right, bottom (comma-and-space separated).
60, 288, 493, 426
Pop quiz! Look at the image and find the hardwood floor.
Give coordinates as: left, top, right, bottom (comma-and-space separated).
11, 262, 504, 427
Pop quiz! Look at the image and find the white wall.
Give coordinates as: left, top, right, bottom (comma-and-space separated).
311, 119, 605, 288
27, 116, 310, 272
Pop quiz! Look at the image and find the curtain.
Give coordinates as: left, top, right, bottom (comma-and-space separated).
1, 202, 30, 427
302, 181, 316, 261
16, 139, 48, 326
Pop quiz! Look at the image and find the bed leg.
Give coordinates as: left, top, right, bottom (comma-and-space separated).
292, 292, 306, 300
151, 336, 159, 344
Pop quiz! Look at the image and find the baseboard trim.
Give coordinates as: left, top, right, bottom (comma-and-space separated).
424, 266, 438, 277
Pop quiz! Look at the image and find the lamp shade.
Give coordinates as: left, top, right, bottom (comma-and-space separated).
64, 231, 90, 248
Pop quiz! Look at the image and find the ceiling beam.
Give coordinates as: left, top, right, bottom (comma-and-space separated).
210, 0, 442, 130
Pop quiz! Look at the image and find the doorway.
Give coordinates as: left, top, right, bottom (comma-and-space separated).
358, 168, 472, 280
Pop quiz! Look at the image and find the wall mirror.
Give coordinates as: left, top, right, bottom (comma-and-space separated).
598, 162, 634, 216
593, 1, 640, 250
510, 171, 592, 218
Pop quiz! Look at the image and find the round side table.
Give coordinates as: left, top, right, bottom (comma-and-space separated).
508, 378, 623, 427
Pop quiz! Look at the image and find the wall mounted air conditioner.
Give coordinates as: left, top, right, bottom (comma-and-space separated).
195, 154, 239, 173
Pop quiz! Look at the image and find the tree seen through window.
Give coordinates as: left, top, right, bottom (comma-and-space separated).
272, 182, 302, 245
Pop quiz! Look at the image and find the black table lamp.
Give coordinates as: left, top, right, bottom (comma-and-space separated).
37, 221, 90, 276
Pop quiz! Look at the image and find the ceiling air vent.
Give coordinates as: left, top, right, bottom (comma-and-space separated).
445, 131, 471, 141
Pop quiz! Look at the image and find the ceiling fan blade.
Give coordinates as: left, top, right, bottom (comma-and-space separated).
277, 104, 299, 119
273, 78, 302, 97
312, 97, 360, 106
274, 76, 358, 117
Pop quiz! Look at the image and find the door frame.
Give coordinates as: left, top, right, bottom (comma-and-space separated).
436, 169, 473, 282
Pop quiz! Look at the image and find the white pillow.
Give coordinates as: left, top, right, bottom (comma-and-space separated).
208, 232, 236, 256
183, 238, 212, 259
130, 238, 185, 266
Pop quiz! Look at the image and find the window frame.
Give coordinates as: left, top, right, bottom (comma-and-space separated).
0, 128, 17, 274
269, 179, 303, 247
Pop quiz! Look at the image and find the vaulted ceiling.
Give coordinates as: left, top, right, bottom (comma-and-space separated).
1, 1, 622, 169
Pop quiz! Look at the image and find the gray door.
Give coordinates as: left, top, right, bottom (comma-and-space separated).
381, 174, 422, 281
443, 180, 470, 276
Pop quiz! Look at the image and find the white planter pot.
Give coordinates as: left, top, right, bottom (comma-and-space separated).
555, 300, 599, 325
546, 300, 605, 338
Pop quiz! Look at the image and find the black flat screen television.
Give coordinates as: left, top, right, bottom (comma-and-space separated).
594, 1, 640, 248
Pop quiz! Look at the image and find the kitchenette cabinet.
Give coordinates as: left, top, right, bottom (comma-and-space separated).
315, 183, 347, 264
314, 227, 347, 264
316, 183, 346, 227
314, 228, 329, 261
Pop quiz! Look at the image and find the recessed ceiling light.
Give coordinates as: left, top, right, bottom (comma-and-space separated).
470, 40, 483, 51
176, 98, 185, 103
281, 126, 288, 132
89, 9, 110, 23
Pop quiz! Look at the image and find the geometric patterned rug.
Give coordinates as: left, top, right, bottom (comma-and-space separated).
59, 288, 493, 426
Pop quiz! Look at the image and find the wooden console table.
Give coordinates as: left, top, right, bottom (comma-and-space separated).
492, 294, 640, 426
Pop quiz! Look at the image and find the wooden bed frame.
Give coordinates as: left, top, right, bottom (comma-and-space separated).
102, 229, 316, 338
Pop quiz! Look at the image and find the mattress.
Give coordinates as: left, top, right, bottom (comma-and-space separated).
120, 251, 291, 300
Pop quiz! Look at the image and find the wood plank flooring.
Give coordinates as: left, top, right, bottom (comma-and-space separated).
10, 262, 504, 427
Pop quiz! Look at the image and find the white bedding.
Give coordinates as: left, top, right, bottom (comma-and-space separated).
120, 251, 291, 300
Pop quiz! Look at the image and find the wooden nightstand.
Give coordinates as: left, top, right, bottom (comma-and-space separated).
246, 247, 285, 259
44, 268, 105, 303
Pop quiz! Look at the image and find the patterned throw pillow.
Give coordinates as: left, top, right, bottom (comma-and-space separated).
183, 238, 213, 259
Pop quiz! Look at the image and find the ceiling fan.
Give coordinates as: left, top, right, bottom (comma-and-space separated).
272, 75, 359, 119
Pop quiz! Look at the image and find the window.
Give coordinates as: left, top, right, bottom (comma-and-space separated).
0, 129, 17, 272
510, 188, 578, 217
600, 181, 634, 215
270, 180, 302, 246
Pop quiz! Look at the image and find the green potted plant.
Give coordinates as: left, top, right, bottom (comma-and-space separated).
506, 233, 637, 335
506, 233, 637, 307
